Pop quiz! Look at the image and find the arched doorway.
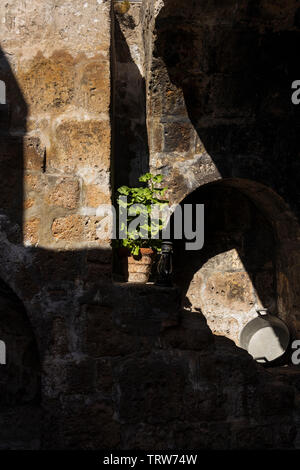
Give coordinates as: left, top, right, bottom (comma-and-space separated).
0, 278, 41, 449
172, 178, 300, 344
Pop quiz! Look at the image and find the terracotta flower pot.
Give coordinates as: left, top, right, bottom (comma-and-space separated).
119, 248, 155, 283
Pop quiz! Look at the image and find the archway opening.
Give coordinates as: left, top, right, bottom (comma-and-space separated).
0, 278, 41, 449
172, 178, 300, 346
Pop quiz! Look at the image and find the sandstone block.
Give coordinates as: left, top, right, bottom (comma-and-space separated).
84, 184, 111, 208
207, 315, 240, 344
151, 122, 164, 152
163, 122, 193, 153
203, 271, 255, 312
116, 355, 185, 424
45, 177, 80, 210
50, 120, 110, 172
61, 401, 120, 449
23, 217, 40, 245
52, 215, 84, 242
83, 305, 137, 357
24, 174, 40, 192
51, 215, 108, 243
19, 51, 75, 114
23, 136, 45, 171
164, 85, 187, 116
24, 198, 35, 210
77, 61, 110, 114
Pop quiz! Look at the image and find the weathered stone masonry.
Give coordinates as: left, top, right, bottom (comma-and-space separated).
0, 0, 300, 449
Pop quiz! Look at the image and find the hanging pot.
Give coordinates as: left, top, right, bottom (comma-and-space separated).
239, 309, 290, 364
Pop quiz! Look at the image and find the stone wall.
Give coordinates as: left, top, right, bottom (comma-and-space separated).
0, 0, 300, 450
0, 0, 113, 449
146, 0, 300, 336
0, 279, 40, 449
112, 0, 149, 188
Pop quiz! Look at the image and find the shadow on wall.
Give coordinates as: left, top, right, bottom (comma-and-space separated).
0, 48, 26, 233
0, 47, 42, 449
155, 0, 300, 208
154, 0, 300, 334
0, 278, 40, 449
113, 15, 150, 189
172, 181, 277, 345
0, 47, 115, 449
0, 8, 299, 449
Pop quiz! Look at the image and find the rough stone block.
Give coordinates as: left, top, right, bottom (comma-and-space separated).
96, 358, 113, 395
61, 400, 120, 449
19, 51, 75, 113
164, 85, 187, 117
45, 177, 80, 210
23, 136, 45, 171
84, 184, 111, 208
158, 323, 214, 351
24, 173, 41, 192
76, 61, 110, 113
85, 262, 112, 283
83, 305, 137, 357
51, 215, 107, 243
151, 122, 164, 152
50, 119, 110, 172
163, 122, 193, 153
23, 217, 40, 245
174, 421, 230, 450
183, 383, 226, 422
24, 198, 35, 209
257, 381, 295, 417
116, 355, 185, 424
64, 358, 96, 394
112, 283, 181, 336
35, 249, 84, 282
51, 215, 84, 242
203, 271, 255, 312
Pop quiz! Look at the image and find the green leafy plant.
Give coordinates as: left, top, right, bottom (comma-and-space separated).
116, 173, 169, 257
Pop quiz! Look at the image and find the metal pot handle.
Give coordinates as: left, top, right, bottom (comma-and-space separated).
256, 308, 270, 317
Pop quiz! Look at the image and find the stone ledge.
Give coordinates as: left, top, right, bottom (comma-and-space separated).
112, 280, 179, 291
79, 281, 181, 336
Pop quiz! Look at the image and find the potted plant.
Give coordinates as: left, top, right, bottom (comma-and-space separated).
116, 173, 169, 283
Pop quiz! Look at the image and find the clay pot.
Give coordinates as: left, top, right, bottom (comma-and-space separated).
120, 248, 155, 283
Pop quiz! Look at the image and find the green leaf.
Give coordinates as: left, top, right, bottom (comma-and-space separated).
115, 172, 169, 254
117, 198, 128, 208
117, 186, 130, 195
133, 246, 140, 256
153, 174, 163, 184
139, 172, 152, 182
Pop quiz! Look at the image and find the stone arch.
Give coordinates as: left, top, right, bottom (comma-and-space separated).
171, 177, 300, 341
0, 216, 44, 350
0, 276, 41, 449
